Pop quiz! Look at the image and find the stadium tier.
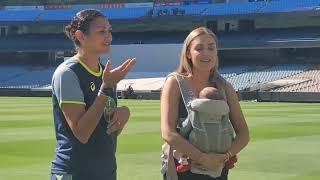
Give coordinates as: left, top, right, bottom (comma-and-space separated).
271, 66, 320, 92
1, 28, 320, 52
0, 66, 55, 88
0, 0, 320, 98
1, 64, 319, 93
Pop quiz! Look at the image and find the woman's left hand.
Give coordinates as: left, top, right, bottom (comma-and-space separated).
107, 106, 130, 135
102, 58, 136, 87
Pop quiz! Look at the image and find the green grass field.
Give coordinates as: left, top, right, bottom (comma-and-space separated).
0, 97, 320, 180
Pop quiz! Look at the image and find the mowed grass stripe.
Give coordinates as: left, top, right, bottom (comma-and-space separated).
0, 115, 52, 121
121, 100, 160, 122
229, 170, 297, 180
0, 164, 52, 180
282, 171, 320, 180
0, 103, 51, 109
232, 135, 320, 179
0, 139, 55, 169
0, 127, 54, 143
0, 119, 52, 128
244, 110, 320, 116
245, 116, 319, 126
129, 115, 160, 122
1, 97, 320, 180
0, 97, 51, 103
240, 102, 320, 108
123, 121, 160, 134
250, 121, 320, 141
118, 132, 162, 154
0, 108, 51, 115
117, 151, 163, 180
242, 103, 320, 117
118, 99, 159, 107
0, 121, 158, 143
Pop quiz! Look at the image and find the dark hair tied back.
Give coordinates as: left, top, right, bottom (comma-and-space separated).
65, 9, 105, 48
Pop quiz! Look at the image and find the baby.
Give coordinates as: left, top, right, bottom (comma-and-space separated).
199, 86, 224, 100
175, 86, 233, 177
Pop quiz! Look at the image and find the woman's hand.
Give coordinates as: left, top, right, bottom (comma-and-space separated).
102, 58, 136, 87
107, 106, 130, 135
196, 152, 226, 171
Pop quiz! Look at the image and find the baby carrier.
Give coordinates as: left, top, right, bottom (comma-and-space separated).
161, 74, 234, 179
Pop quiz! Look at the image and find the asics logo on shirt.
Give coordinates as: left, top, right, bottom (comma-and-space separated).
90, 82, 96, 92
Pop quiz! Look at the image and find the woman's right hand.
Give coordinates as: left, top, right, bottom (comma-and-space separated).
197, 152, 226, 171
102, 58, 136, 87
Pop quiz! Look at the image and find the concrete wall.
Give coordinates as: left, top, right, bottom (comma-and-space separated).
0, 88, 51, 97
1, 88, 320, 102
257, 92, 320, 102
101, 44, 182, 72
238, 91, 320, 102
0, 88, 161, 100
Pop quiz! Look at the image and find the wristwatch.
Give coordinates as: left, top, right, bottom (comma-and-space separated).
102, 87, 114, 96
98, 86, 114, 96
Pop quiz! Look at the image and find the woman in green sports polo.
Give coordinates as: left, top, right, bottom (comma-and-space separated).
50, 9, 136, 180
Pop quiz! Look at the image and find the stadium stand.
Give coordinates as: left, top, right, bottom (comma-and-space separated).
152, 0, 320, 17
0, 0, 320, 100
257, 0, 320, 13
37, 7, 153, 21
226, 64, 309, 91
0, 66, 29, 83
0, 64, 313, 90
220, 65, 249, 79
1, 0, 319, 21
0, 9, 42, 22
0, 66, 55, 88
272, 66, 320, 92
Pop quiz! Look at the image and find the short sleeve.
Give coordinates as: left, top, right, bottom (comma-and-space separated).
52, 67, 85, 107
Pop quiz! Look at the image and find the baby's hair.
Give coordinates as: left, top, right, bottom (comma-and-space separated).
199, 87, 223, 100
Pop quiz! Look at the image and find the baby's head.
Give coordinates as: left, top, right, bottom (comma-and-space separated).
199, 87, 224, 100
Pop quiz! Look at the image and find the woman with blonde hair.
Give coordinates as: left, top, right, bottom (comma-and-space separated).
161, 27, 249, 180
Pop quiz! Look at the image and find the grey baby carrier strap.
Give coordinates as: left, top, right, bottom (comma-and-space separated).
212, 75, 227, 101
175, 74, 208, 137
160, 74, 198, 180
174, 74, 195, 116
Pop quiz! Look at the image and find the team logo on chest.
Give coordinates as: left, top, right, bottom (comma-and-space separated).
90, 82, 96, 92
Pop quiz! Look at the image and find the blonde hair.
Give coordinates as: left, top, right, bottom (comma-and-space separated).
176, 27, 220, 81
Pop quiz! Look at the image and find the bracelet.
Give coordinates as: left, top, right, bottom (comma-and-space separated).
224, 150, 232, 162
98, 90, 108, 97
100, 83, 115, 97
227, 150, 232, 157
